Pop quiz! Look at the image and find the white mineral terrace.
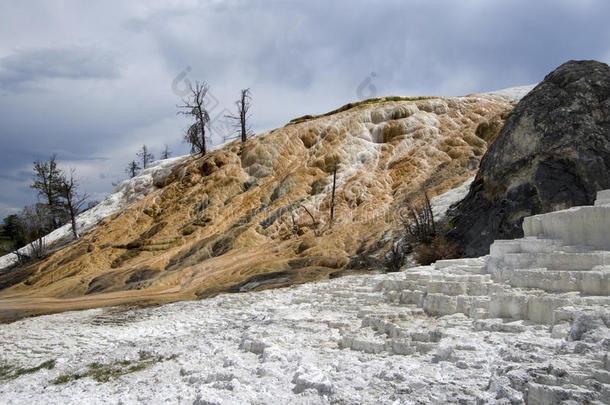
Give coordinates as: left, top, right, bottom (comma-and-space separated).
0, 190, 609, 404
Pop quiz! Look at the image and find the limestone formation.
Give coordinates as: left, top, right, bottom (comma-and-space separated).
0, 93, 514, 319
449, 60, 610, 257
1, 191, 608, 404
370, 189, 610, 403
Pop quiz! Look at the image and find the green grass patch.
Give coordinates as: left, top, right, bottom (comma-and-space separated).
287, 95, 438, 125
52, 353, 178, 385
0, 359, 56, 381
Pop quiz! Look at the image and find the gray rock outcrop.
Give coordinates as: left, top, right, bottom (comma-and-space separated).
449, 60, 610, 256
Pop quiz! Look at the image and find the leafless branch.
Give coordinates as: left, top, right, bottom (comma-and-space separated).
224, 88, 253, 143
177, 81, 211, 155
57, 168, 89, 239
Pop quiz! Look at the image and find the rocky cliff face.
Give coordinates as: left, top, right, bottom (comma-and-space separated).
448, 60, 610, 257
0, 93, 514, 318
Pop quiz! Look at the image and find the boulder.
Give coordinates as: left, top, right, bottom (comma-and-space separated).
449, 60, 610, 256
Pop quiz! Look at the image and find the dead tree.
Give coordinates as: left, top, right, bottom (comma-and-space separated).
385, 239, 407, 272
329, 164, 337, 229
57, 169, 88, 239
31, 154, 63, 230
225, 88, 253, 143
161, 144, 172, 159
285, 202, 320, 236
400, 189, 436, 244
289, 206, 298, 235
178, 81, 211, 155
137, 145, 154, 169
299, 204, 318, 231
125, 160, 141, 178
21, 204, 51, 260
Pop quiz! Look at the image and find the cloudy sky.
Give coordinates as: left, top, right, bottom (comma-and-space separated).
1, 0, 609, 218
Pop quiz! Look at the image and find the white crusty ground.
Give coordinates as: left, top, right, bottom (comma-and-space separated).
1, 266, 606, 405
429, 176, 473, 220
480, 84, 537, 103
0, 272, 564, 405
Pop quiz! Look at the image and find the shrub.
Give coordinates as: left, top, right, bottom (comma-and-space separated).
398, 189, 461, 266
384, 239, 410, 272
413, 237, 459, 265
28, 237, 48, 260
347, 254, 382, 270
400, 190, 436, 245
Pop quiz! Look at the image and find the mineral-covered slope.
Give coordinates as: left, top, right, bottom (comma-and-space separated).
0, 93, 516, 318
0, 155, 191, 271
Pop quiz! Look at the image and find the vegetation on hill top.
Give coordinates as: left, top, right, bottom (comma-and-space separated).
287, 95, 438, 125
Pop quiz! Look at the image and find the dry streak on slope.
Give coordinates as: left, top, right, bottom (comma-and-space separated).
0, 95, 514, 320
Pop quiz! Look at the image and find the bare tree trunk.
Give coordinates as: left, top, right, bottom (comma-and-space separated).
298, 204, 318, 231
63, 183, 79, 239
329, 164, 337, 229
240, 112, 247, 142
289, 206, 298, 235
71, 217, 79, 238
32, 155, 63, 230
178, 81, 211, 155
195, 86, 208, 155
13, 249, 29, 266
224, 88, 252, 144
240, 90, 247, 142
30, 236, 47, 260
57, 169, 86, 240
199, 118, 206, 155
137, 145, 154, 168
423, 190, 436, 236
68, 197, 79, 239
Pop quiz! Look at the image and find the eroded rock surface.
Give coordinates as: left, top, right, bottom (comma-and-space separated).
449, 60, 610, 257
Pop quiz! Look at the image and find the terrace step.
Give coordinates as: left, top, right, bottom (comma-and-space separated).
595, 189, 610, 206
507, 268, 610, 295
489, 238, 561, 258
434, 257, 488, 269
523, 203, 610, 251
501, 251, 610, 271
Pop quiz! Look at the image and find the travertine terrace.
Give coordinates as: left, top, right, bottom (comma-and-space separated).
0, 93, 515, 318
0, 190, 608, 404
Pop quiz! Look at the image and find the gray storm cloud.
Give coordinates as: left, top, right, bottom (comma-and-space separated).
0, 0, 609, 217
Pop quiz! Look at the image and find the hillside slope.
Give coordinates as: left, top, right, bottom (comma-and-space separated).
0, 93, 516, 319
